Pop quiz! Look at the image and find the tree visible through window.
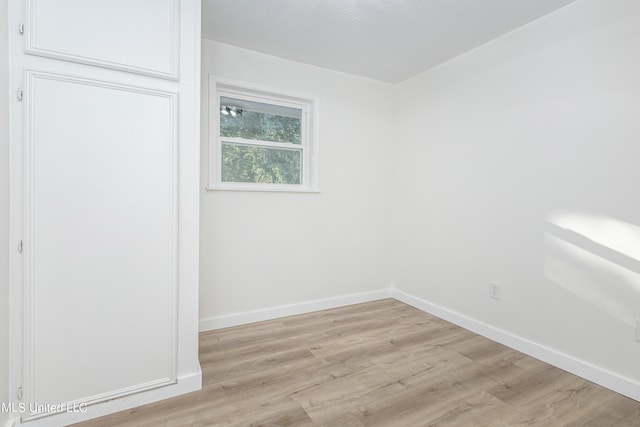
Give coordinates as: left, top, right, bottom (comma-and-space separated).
210, 79, 317, 191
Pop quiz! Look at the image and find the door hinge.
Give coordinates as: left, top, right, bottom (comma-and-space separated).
16, 89, 23, 102
17, 387, 23, 400
18, 22, 24, 35
18, 240, 23, 253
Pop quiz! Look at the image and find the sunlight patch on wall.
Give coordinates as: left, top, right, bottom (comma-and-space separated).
547, 209, 640, 262
544, 210, 640, 327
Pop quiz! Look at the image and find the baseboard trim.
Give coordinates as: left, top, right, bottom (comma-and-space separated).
390, 288, 640, 402
9, 370, 202, 427
199, 289, 393, 331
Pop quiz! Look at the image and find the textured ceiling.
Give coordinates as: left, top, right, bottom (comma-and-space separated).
202, 0, 577, 83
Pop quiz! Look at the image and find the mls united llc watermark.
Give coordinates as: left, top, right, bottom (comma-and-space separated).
1, 401, 88, 414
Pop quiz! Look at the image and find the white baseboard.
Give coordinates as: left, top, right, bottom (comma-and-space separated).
199, 289, 393, 331
390, 288, 640, 402
8, 370, 202, 427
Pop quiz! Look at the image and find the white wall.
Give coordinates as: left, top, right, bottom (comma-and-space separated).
0, 0, 10, 424
200, 40, 393, 322
393, 0, 640, 384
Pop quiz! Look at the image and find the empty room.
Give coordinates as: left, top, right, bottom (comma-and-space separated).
2, 0, 640, 426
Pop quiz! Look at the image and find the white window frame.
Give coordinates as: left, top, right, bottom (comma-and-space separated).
208, 76, 319, 192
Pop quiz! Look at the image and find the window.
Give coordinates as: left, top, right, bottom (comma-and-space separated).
209, 77, 318, 191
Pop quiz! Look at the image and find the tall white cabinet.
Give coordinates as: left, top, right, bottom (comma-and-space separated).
8, 1, 202, 426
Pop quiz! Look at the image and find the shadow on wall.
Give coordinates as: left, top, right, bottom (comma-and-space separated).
544, 209, 640, 327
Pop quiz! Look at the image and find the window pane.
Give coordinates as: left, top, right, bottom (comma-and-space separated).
221, 143, 302, 184
220, 96, 302, 144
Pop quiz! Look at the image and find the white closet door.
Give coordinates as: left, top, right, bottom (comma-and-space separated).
23, 71, 178, 417
25, 0, 179, 79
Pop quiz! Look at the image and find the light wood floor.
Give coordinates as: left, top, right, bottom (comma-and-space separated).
74, 299, 640, 426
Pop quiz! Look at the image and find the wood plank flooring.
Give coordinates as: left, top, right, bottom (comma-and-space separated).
73, 299, 640, 426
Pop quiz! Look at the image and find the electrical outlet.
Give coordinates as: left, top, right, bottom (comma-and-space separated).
636, 319, 640, 342
489, 282, 501, 300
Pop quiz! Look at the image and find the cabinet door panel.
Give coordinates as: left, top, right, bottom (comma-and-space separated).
25, 0, 179, 79
23, 71, 178, 417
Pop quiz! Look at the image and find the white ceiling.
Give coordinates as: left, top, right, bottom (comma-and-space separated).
202, 0, 577, 83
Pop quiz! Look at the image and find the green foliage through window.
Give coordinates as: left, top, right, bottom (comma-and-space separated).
221, 143, 301, 184
220, 111, 301, 144
219, 95, 304, 185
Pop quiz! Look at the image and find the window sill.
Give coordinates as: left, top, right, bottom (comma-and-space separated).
205, 185, 321, 194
